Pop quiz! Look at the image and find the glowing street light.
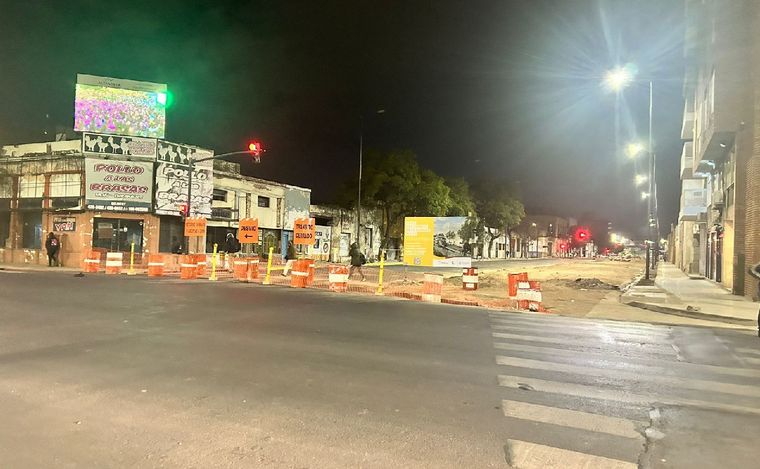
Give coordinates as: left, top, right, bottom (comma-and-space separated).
641, 191, 650, 200
603, 66, 635, 92
635, 174, 648, 186
625, 142, 645, 158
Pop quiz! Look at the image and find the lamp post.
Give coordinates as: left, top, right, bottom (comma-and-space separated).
604, 66, 658, 279
357, 108, 385, 251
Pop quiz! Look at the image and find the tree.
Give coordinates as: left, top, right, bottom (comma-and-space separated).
472, 182, 525, 258
445, 177, 475, 217
340, 149, 451, 249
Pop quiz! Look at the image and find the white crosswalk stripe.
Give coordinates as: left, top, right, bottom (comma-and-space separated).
488, 312, 760, 467
502, 399, 644, 439
505, 439, 638, 469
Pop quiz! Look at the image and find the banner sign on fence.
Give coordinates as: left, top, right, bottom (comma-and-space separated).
238, 218, 259, 243
293, 217, 316, 245
403, 217, 472, 267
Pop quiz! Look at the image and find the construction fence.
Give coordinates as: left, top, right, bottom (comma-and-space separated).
80, 248, 546, 312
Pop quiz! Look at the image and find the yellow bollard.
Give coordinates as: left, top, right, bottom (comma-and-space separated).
376, 250, 385, 295
128, 242, 136, 275
209, 243, 218, 281
263, 246, 274, 285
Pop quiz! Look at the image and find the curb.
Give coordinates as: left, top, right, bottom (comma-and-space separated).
623, 300, 757, 326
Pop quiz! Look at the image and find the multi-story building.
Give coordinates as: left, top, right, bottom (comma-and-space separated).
0, 138, 311, 266
674, 0, 756, 295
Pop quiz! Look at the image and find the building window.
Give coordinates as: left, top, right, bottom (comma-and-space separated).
258, 196, 270, 208
213, 189, 227, 202
49, 173, 82, 209
19, 175, 44, 198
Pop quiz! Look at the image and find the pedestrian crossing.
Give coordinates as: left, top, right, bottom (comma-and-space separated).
488, 311, 760, 469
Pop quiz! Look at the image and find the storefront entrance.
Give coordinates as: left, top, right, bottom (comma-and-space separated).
92, 218, 144, 252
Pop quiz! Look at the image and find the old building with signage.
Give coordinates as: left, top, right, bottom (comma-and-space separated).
0, 138, 312, 266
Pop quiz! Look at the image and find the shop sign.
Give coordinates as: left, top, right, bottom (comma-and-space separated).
85, 157, 153, 212
53, 217, 76, 232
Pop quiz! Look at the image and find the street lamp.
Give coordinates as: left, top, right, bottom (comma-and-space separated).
641, 191, 650, 200
605, 64, 658, 279
625, 142, 645, 159
357, 108, 385, 251
603, 66, 634, 92
635, 174, 648, 186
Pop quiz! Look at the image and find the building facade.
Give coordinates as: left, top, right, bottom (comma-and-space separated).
674, 0, 759, 296
0, 138, 311, 266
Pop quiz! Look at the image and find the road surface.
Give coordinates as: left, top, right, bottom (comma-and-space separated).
1, 269, 759, 468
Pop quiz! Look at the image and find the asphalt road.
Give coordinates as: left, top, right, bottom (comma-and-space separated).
1, 269, 760, 468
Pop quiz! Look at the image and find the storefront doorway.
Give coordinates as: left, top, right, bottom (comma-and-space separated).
92, 218, 144, 252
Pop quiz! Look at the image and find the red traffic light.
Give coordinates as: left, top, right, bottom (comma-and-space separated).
247, 141, 263, 155
574, 227, 591, 244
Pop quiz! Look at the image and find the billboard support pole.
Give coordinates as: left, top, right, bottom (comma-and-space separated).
185, 158, 194, 254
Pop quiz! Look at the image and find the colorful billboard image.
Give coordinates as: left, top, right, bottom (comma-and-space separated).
74, 74, 167, 138
403, 217, 472, 267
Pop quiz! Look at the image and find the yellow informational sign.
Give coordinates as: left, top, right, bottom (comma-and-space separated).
403, 217, 472, 268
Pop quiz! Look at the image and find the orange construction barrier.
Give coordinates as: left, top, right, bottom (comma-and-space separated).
290, 259, 309, 288
508, 272, 529, 297
305, 259, 315, 285
462, 267, 478, 291
233, 259, 249, 282
422, 273, 443, 303
248, 257, 260, 281
328, 265, 349, 292
195, 254, 207, 277
83, 250, 101, 273
180, 255, 198, 279
105, 252, 123, 275
147, 254, 165, 277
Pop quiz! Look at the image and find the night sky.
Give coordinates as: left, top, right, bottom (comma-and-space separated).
0, 0, 684, 238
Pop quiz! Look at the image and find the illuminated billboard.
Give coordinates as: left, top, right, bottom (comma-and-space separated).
74, 74, 167, 138
403, 217, 472, 267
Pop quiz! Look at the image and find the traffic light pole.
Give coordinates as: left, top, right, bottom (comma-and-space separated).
183, 150, 261, 254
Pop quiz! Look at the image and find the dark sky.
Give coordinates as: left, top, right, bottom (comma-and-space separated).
0, 0, 684, 238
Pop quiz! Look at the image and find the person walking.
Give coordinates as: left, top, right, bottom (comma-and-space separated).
45, 232, 60, 267
749, 263, 760, 338
224, 232, 241, 271
282, 240, 296, 276
349, 242, 366, 281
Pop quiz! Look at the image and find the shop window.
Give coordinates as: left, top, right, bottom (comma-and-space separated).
258, 196, 270, 208
21, 211, 42, 249
92, 218, 144, 252
206, 226, 236, 253
158, 216, 184, 253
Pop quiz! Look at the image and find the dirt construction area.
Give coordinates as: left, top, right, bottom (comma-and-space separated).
438, 259, 645, 316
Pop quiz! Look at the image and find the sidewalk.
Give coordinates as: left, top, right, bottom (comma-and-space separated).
622, 262, 759, 326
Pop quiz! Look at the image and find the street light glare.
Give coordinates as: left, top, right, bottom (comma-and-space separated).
641, 191, 650, 200
635, 174, 648, 186
626, 142, 645, 158
604, 66, 634, 91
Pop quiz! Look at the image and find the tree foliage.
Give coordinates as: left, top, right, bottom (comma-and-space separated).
472, 182, 525, 257
445, 177, 475, 217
